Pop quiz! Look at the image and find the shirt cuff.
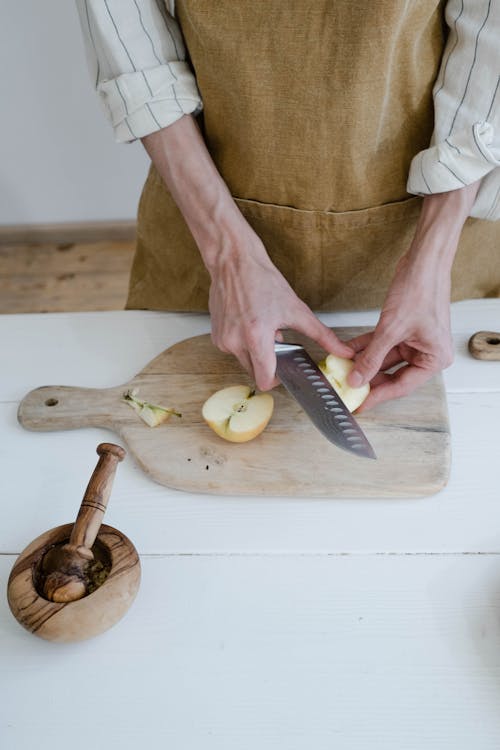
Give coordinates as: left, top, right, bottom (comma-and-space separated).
97, 61, 203, 143
471, 169, 500, 220
407, 121, 500, 217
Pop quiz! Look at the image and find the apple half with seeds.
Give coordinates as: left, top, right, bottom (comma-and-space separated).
318, 354, 370, 412
202, 385, 274, 443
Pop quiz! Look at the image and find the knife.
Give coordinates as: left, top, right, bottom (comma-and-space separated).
274, 342, 376, 459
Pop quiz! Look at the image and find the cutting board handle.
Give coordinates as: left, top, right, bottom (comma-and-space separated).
17, 385, 125, 431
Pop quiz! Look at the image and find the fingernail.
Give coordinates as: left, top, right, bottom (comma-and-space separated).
349, 370, 363, 387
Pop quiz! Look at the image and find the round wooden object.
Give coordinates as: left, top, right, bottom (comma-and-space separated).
7, 523, 141, 642
468, 331, 500, 361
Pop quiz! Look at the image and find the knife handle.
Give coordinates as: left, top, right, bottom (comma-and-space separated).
468, 331, 500, 361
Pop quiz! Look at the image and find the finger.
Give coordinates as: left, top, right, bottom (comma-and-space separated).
369, 371, 393, 388
239, 348, 281, 389
247, 332, 278, 391
347, 328, 395, 387
349, 333, 404, 372
235, 348, 254, 378
379, 347, 406, 371
356, 364, 434, 411
212, 325, 267, 386
352, 372, 392, 412
346, 332, 373, 353
267, 374, 281, 389
274, 329, 285, 343
354, 374, 393, 412
292, 309, 354, 358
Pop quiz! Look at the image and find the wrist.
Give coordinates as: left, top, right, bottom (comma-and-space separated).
174, 172, 245, 263
406, 181, 481, 272
141, 115, 268, 273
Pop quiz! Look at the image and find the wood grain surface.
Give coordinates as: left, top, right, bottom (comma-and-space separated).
7, 523, 141, 642
468, 330, 500, 360
17, 329, 450, 498
40, 443, 126, 603
0, 240, 134, 313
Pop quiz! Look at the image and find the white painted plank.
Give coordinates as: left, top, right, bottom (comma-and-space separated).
445, 337, 500, 393
0, 311, 211, 401
444, 300, 500, 391
1, 390, 499, 555
2, 553, 500, 750
1, 301, 499, 403
0, 310, 380, 401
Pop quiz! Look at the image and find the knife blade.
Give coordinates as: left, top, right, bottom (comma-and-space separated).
274, 342, 376, 459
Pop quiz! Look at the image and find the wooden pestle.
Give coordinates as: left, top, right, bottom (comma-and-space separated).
41, 443, 126, 602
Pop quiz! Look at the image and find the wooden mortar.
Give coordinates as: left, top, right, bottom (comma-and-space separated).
7, 443, 141, 642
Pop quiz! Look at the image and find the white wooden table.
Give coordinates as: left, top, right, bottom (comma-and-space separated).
1, 300, 500, 749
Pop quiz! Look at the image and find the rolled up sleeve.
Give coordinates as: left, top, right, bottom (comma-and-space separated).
407, 0, 500, 220
76, 0, 203, 142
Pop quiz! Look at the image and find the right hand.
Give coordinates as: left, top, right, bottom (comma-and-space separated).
207, 227, 353, 391
141, 117, 352, 387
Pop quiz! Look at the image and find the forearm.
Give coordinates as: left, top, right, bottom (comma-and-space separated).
346, 181, 482, 403
406, 181, 481, 276
141, 115, 265, 272
141, 115, 353, 390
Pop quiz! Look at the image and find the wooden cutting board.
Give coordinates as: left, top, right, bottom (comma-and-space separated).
18, 329, 450, 498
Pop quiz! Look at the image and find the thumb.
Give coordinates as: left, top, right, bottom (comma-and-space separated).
347, 329, 394, 387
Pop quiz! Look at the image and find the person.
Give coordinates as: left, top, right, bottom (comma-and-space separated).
77, 1, 500, 410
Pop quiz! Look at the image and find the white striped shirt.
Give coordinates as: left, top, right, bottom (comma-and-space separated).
76, 0, 500, 220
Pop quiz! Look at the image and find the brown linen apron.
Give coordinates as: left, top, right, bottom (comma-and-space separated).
126, 0, 500, 312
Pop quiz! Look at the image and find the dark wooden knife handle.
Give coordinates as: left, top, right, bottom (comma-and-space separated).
468, 331, 500, 361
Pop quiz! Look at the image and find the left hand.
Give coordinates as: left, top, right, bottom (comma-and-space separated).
346, 251, 454, 411
345, 182, 481, 411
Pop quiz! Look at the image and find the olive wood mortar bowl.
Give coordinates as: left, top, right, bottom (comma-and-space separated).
7, 444, 141, 642
7, 523, 140, 642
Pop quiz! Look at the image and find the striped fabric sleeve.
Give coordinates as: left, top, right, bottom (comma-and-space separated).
407, 0, 500, 220
75, 0, 202, 143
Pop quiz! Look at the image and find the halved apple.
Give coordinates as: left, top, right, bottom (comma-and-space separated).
202, 385, 274, 443
318, 354, 370, 412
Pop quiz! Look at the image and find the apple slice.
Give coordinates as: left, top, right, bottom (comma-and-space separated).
202, 385, 274, 443
318, 354, 370, 412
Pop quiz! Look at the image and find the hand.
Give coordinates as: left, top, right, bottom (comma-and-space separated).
208, 226, 353, 390
141, 117, 353, 388
345, 182, 481, 410
346, 252, 454, 411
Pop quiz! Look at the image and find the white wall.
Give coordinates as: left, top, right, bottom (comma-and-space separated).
0, 1, 150, 225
